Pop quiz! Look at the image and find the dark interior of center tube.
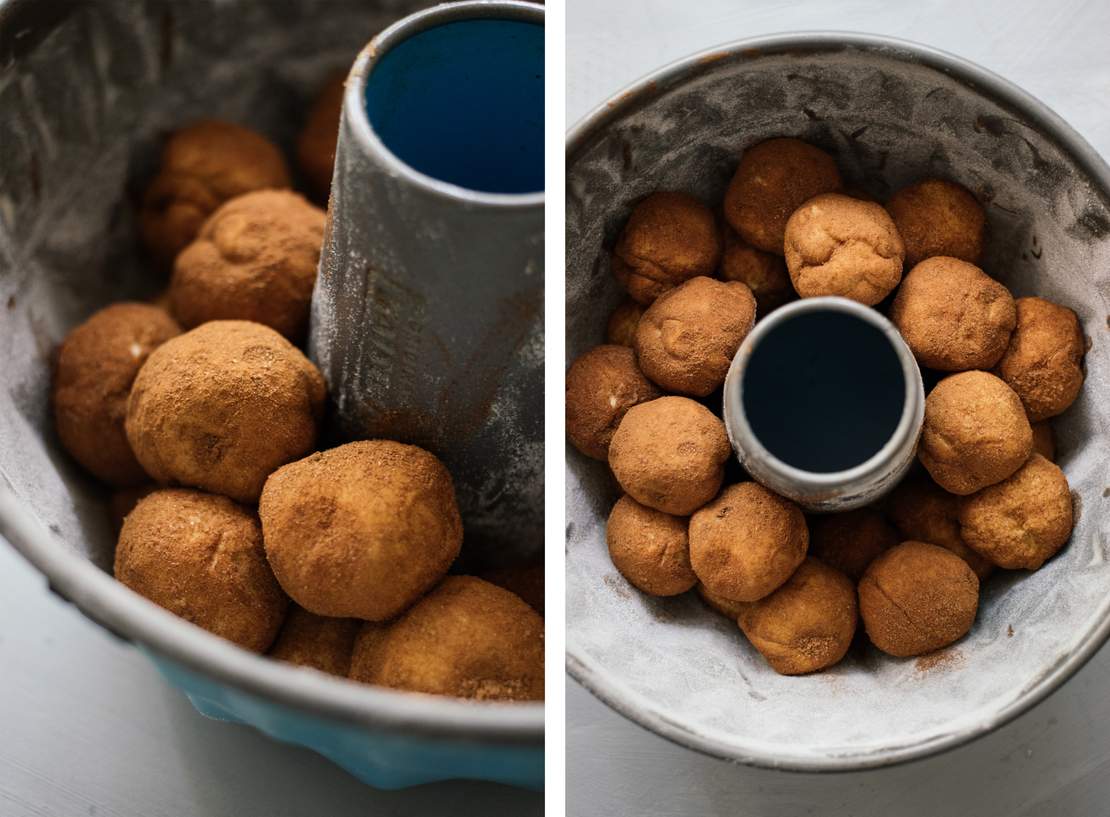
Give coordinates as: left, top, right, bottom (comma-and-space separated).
363, 18, 544, 194
742, 310, 905, 473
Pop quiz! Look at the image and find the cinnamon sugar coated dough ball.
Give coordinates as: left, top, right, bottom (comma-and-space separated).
126, 321, 324, 502
608, 396, 730, 515
297, 74, 345, 199
140, 120, 291, 265
723, 137, 842, 254
890, 257, 1016, 371
918, 371, 1032, 495
887, 476, 994, 578
605, 300, 644, 347
689, 482, 808, 603
720, 227, 794, 315
481, 564, 545, 616
259, 440, 462, 621
114, 489, 287, 652
565, 345, 661, 460
634, 276, 756, 397
859, 541, 979, 657
737, 558, 857, 675
994, 297, 1086, 421
809, 507, 898, 580
53, 303, 180, 486
268, 605, 360, 676
611, 192, 721, 305
1032, 421, 1056, 461
886, 179, 985, 267
959, 454, 1073, 570
348, 577, 544, 701
697, 583, 746, 620
606, 494, 697, 596
171, 190, 326, 340
784, 193, 905, 305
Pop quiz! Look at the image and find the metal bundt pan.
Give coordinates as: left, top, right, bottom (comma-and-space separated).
566, 32, 1110, 771
0, 0, 542, 790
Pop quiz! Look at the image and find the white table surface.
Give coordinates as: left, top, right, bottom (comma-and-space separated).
566, 1, 1110, 816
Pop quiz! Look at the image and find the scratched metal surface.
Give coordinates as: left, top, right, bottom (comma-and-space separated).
567, 1, 1110, 814
565, 0, 1110, 794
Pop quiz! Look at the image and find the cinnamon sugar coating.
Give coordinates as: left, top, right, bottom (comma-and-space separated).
886, 179, 985, 267
994, 297, 1085, 421
606, 494, 697, 596
565, 345, 661, 460
268, 605, 360, 677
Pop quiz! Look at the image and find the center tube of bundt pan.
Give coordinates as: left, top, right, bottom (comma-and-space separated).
308, 2, 543, 566
723, 297, 925, 512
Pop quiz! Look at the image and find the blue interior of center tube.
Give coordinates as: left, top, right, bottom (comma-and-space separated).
363, 19, 543, 195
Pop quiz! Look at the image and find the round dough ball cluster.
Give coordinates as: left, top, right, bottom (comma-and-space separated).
859, 541, 979, 657
886, 179, 985, 267
297, 73, 345, 200
140, 120, 291, 266
724, 137, 842, 253
53, 303, 180, 486
689, 482, 808, 603
890, 257, 1016, 371
268, 605, 361, 677
959, 454, 1074, 570
784, 193, 905, 305
809, 507, 898, 580
918, 371, 1032, 495
348, 576, 544, 701
259, 440, 462, 621
634, 276, 756, 396
126, 320, 325, 503
720, 227, 794, 315
737, 558, 857, 675
607, 495, 697, 596
994, 297, 1085, 420
605, 300, 644, 347
566, 345, 661, 460
170, 190, 326, 340
887, 476, 994, 579
608, 396, 730, 515
612, 192, 721, 305
115, 488, 287, 652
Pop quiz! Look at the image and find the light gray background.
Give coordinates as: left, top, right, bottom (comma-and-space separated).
566, 1, 1110, 816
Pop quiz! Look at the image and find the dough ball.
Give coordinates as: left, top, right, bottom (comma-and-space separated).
114, 488, 287, 651
348, 576, 544, 701
720, 226, 794, 315
959, 454, 1073, 570
723, 137, 842, 254
784, 193, 904, 305
697, 583, 746, 620
858, 541, 979, 657
918, 371, 1032, 495
1032, 421, 1056, 461
125, 320, 325, 503
170, 190, 325, 340
737, 558, 857, 675
566, 345, 661, 460
886, 179, 985, 267
259, 440, 462, 621
612, 192, 721, 304
53, 303, 181, 486
140, 120, 291, 266
890, 257, 1016, 371
809, 507, 898, 580
887, 476, 994, 579
608, 396, 730, 515
994, 297, 1085, 421
297, 73, 345, 199
268, 605, 360, 676
634, 276, 756, 396
689, 482, 808, 602
605, 300, 644, 347
481, 563, 545, 616
606, 494, 697, 596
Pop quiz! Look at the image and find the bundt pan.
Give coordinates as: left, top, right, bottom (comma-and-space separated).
0, 0, 542, 790
566, 33, 1110, 770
